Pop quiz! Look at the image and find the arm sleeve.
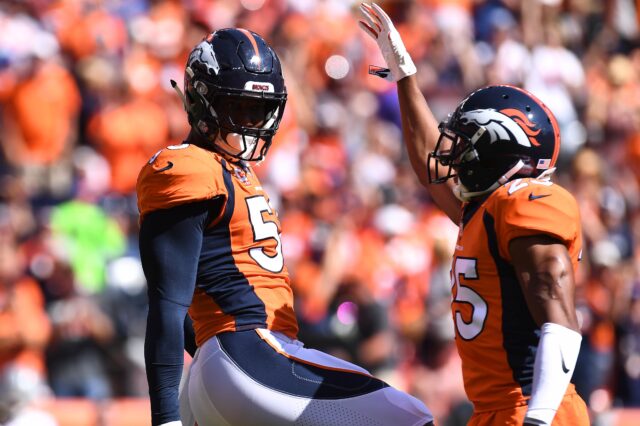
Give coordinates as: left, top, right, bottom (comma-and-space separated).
139, 199, 218, 425
525, 323, 582, 425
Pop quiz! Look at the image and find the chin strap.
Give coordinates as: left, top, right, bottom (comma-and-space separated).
456, 163, 558, 202
170, 79, 190, 112
171, 76, 220, 146
535, 167, 556, 182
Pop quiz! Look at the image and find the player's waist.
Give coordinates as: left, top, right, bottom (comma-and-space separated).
471, 384, 578, 413
192, 313, 298, 347
197, 266, 291, 290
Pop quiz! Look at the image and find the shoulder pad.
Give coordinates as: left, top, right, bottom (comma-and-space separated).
136, 144, 227, 217
487, 178, 581, 258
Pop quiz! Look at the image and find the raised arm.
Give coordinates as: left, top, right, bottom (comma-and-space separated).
397, 76, 461, 221
359, 3, 461, 222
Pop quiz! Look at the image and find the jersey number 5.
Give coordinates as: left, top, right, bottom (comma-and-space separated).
246, 196, 284, 273
452, 257, 488, 340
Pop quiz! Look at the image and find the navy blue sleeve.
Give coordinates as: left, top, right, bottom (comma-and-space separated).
139, 198, 220, 426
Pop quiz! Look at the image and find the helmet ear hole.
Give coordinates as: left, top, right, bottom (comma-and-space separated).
194, 81, 208, 95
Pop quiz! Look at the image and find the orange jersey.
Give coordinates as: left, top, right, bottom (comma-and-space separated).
137, 144, 298, 346
469, 393, 589, 425
450, 177, 582, 412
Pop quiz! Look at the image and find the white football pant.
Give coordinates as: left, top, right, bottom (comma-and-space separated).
179, 328, 433, 426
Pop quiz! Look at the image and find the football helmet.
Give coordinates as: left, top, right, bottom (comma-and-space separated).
176, 28, 287, 162
428, 85, 560, 201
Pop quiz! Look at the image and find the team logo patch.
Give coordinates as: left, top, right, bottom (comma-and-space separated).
244, 81, 274, 93
460, 109, 540, 147
154, 161, 174, 173
233, 167, 252, 186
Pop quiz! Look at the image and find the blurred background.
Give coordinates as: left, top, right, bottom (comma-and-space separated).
0, 0, 639, 425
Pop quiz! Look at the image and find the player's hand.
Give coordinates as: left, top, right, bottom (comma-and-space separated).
358, 2, 416, 82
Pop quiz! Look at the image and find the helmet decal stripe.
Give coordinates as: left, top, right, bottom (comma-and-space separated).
237, 28, 261, 65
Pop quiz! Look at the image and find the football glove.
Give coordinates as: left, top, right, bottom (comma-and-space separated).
358, 2, 416, 82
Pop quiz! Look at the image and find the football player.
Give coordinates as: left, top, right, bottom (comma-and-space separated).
359, 3, 589, 426
137, 28, 434, 426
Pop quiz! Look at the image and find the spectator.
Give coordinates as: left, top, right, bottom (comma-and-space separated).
44, 257, 115, 400
0, 224, 52, 420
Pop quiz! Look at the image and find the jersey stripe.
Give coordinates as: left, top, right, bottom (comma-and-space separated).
237, 28, 261, 63
483, 211, 538, 396
461, 199, 485, 227
196, 164, 268, 331
255, 329, 374, 378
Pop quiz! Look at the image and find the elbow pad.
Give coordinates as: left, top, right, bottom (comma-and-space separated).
524, 322, 582, 425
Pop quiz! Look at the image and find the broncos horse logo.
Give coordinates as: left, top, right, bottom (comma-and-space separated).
188, 40, 221, 77
460, 109, 541, 147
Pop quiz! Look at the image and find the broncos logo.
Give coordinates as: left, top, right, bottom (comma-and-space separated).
189, 41, 220, 76
460, 109, 541, 147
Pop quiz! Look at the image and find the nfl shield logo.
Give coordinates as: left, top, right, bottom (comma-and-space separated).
234, 167, 251, 186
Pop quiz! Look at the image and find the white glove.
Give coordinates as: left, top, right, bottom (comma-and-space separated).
358, 2, 417, 82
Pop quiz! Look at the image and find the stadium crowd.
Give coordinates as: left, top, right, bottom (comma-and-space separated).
0, 0, 639, 424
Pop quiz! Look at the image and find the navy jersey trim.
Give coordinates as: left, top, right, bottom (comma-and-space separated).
483, 211, 539, 396
195, 161, 268, 331
217, 330, 388, 399
218, 159, 235, 223
461, 198, 486, 227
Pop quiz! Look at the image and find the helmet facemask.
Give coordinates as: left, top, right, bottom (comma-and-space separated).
210, 93, 284, 162
186, 76, 286, 162
428, 121, 479, 186
429, 120, 530, 202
